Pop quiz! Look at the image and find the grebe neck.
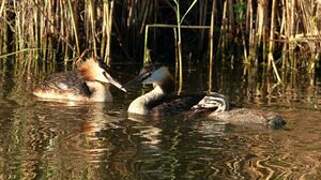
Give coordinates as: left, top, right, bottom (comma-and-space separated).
85, 81, 111, 102
128, 85, 165, 115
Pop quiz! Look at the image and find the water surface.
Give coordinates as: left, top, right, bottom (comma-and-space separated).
1, 64, 321, 179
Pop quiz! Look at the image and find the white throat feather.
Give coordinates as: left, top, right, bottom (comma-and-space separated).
128, 85, 165, 115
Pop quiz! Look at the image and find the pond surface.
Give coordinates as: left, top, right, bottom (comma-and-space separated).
1, 63, 321, 179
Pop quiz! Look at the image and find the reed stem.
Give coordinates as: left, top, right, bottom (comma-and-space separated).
172, 0, 183, 95
208, 0, 215, 92
67, 0, 80, 55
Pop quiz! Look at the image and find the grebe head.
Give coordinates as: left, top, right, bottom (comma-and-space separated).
124, 64, 174, 92
141, 66, 171, 85
192, 92, 230, 113
78, 58, 126, 92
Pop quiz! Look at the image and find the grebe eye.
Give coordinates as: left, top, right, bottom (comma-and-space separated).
140, 72, 151, 81
102, 72, 108, 78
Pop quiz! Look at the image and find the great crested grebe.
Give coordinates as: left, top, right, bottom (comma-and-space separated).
126, 64, 286, 128
126, 65, 228, 116
33, 57, 126, 102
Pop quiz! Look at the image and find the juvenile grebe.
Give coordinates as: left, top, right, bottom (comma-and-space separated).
33, 58, 126, 102
208, 108, 286, 129
186, 91, 286, 128
126, 65, 228, 116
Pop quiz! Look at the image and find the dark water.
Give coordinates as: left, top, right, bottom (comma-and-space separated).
1, 64, 321, 179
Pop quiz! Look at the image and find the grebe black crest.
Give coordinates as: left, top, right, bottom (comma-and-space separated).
33, 57, 126, 102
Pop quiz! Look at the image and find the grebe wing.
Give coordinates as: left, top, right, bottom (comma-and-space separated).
149, 93, 204, 117
41, 71, 89, 95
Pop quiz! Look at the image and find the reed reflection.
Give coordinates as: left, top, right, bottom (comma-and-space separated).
0, 100, 130, 179
1, 58, 321, 179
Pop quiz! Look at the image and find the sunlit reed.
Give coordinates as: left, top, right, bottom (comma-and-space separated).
0, 0, 320, 83
0, 0, 115, 66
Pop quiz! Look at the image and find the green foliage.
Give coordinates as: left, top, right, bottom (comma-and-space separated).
233, 2, 246, 23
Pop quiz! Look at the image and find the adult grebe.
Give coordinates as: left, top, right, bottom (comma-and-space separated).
126, 65, 228, 116
33, 57, 126, 102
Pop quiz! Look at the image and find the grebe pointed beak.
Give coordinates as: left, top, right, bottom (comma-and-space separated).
141, 66, 169, 85
103, 72, 127, 92
123, 65, 170, 89
123, 71, 152, 89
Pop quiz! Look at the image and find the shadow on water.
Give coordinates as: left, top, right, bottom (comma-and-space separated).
1, 59, 321, 179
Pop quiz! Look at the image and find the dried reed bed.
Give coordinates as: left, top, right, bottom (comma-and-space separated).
0, 0, 320, 79
0, 0, 114, 66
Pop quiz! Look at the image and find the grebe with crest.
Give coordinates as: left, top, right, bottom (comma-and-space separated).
125, 64, 228, 117
33, 57, 126, 102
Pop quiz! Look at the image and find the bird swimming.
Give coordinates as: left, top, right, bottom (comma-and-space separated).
33, 57, 126, 102
208, 108, 286, 129
126, 64, 228, 117
125, 64, 286, 128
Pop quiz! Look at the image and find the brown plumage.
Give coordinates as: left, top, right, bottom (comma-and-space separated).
78, 58, 101, 81
33, 58, 126, 102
